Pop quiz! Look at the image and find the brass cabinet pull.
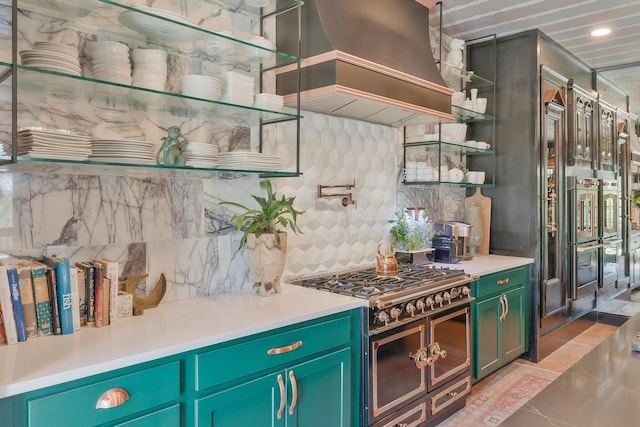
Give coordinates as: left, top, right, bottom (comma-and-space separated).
288, 370, 298, 415
496, 278, 509, 285
499, 295, 506, 321
276, 374, 285, 419
268, 340, 303, 355
504, 295, 510, 319
95, 387, 130, 409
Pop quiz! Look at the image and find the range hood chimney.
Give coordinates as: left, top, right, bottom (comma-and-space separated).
275, 0, 454, 127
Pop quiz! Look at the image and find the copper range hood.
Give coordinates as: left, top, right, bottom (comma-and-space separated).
275, 0, 453, 127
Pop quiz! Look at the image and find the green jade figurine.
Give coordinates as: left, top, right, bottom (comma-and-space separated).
157, 126, 188, 166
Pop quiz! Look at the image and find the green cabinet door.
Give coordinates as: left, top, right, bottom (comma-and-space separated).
474, 294, 502, 381
501, 286, 526, 363
286, 348, 351, 427
195, 373, 284, 427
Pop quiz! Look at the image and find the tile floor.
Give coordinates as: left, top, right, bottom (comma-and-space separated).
439, 291, 640, 426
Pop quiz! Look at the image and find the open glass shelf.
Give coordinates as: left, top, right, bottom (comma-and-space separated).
452, 105, 494, 122
0, 156, 300, 178
1, 63, 299, 124
12, 0, 300, 70
403, 140, 494, 156
403, 179, 494, 187
206, 0, 301, 18
437, 60, 494, 89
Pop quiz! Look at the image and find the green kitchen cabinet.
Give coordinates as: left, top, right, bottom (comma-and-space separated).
195, 348, 351, 427
471, 265, 530, 382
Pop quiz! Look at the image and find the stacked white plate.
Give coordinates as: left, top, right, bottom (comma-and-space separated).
17, 128, 91, 160
216, 151, 283, 171
90, 139, 157, 165
132, 48, 167, 90
119, 4, 199, 43
185, 142, 218, 168
182, 75, 221, 100
90, 40, 131, 85
20, 42, 81, 76
222, 71, 255, 106
254, 93, 283, 111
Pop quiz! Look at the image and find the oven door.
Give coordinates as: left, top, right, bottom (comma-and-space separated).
601, 183, 620, 240
369, 319, 427, 423
571, 242, 601, 299
428, 304, 471, 391
575, 187, 599, 243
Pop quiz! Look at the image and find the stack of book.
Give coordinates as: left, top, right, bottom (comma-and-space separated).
0, 256, 120, 346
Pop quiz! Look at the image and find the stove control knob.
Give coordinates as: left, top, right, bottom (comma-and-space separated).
377, 310, 390, 325
389, 307, 402, 321
434, 293, 443, 307
425, 296, 435, 310
416, 299, 426, 313
443, 292, 451, 303
450, 287, 459, 298
461, 285, 470, 296
405, 302, 416, 317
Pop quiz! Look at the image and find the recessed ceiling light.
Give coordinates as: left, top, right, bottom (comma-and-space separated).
591, 28, 611, 37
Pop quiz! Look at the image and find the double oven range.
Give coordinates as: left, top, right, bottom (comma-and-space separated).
293, 264, 476, 427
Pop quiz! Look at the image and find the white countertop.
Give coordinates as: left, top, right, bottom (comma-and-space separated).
0, 284, 365, 399
0, 254, 532, 399
436, 254, 534, 277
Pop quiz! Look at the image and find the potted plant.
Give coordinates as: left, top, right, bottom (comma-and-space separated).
388, 209, 433, 252
220, 180, 304, 296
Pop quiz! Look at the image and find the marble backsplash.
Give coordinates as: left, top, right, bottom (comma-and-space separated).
0, 1, 463, 302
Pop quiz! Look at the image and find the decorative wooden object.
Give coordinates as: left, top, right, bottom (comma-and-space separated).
123, 273, 167, 315
465, 188, 492, 255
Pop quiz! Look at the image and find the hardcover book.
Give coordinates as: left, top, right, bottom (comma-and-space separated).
47, 268, 61, 335
75, 262, 95, 327
7, 268, 27, 342
42, 256, 74, 335
75, 264, 87, 327
69, 266, 81, 331
95, 258, 119, 324
30, 262, 53, 336
93, 263, 104, 328
0, 265, 18, 345
17, 266, 38, 339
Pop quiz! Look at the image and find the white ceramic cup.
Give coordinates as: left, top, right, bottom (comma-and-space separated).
475, 141, 490, 149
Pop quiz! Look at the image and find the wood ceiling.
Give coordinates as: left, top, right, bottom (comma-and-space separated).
430, 0, 640, 115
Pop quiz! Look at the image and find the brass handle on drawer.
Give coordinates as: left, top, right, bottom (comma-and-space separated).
288, 370, 298, 415
496, 278, 509, 285
268, 340, 303, 355
95, 387, 130, 409
276, 374, 285, 419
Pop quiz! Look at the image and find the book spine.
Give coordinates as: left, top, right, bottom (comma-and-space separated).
103, 261, 119, 324
76, 266, 87, 327
7, 268, 27, 342
17, 268, 38, 339
93, 265, 104, 328
55, 259, 74, 335
85, 265, 95, 327
0, 266, 18, 345
69, 266, 81, 331
102, 276, 110, 326
47, 269, 61, 335
31, 266, 53, 336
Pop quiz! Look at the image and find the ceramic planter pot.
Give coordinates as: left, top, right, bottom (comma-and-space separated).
246, 232, 287, 296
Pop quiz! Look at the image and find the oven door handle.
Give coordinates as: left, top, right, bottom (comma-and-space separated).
576, 243, 604, 253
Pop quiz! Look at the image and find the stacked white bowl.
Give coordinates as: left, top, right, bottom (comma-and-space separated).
181, 75, 222, 101
90, 41, 131, 85
184, 142, 218, 168
132, 48, 167, 91
244, 35, 275, 63
222, 71, 255, 106
254, 93, 283, 111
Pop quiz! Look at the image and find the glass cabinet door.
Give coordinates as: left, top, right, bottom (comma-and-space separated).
599, 103, 616, 172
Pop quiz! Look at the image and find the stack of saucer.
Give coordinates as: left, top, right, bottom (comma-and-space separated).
17, 128, 91, 160
222, 71, 255, 106
181, 75, 222, 101
89, 40, 131, 85
20, 42, 81, 76
254, 93, 283, 111
132, 48, 167, 91
184, 142, 218, 168
89, 138, 157, 165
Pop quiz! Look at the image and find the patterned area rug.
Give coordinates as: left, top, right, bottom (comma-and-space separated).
437, 363, 559, 427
